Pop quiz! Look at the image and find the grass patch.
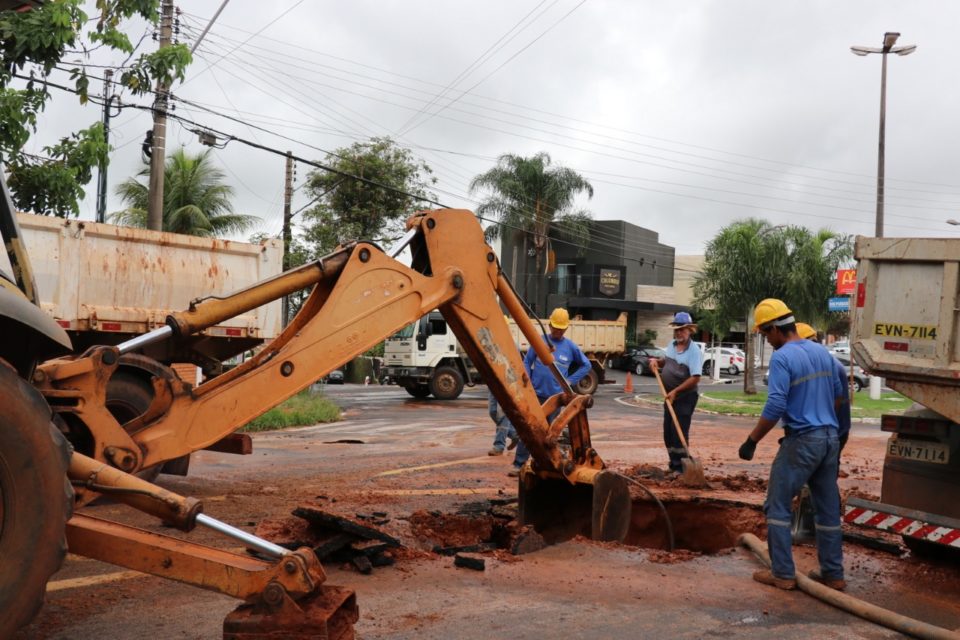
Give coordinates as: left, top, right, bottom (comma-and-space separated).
242, 390, 341, 432
699, 390, 910, 419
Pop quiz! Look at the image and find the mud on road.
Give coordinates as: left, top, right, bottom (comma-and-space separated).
18, 384, 960, 639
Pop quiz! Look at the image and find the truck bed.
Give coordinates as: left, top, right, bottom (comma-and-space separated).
852, 236, 960, 422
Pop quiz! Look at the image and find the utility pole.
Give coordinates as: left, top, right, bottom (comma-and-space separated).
95, 69, 113, 224
147, 0, 174, 231
281, 151, 294, 326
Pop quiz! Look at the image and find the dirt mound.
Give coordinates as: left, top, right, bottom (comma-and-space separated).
709, 471, 767, 493
408, 511, 495, 548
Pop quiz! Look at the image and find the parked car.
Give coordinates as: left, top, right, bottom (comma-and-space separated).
762, 353, 868, 391
326, 369, 345, 384
616, 346, 666, 375
701, 346, 745, 376
828, 341, 850, 355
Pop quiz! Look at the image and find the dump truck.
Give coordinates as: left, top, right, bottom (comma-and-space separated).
846, 236, 960, 555
18, 212, 283, 371
1, 171, 633, 637
383, 311, 626, 398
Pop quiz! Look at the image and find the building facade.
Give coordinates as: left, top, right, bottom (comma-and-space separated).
497, 220, 687, 343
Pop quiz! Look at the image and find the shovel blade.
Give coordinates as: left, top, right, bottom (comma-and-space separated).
518, 470, 631, 543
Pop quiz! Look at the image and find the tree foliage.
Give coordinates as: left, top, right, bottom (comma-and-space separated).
0, 0, 192, 216
692, 219, 852, 392
299, 137, 436, 255
111, 148, 258, 237
469, 152, 593, 310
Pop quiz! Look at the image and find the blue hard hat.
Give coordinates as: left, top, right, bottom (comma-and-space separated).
669, 311, 695, 327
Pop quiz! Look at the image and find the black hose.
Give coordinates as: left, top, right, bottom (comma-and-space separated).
622, 475, 675, 552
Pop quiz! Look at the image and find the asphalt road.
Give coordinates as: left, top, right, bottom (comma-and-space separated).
17, 382, 960, 639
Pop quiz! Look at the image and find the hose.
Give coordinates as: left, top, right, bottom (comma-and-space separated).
738, 533, 960, 640
622, 476, 675, 552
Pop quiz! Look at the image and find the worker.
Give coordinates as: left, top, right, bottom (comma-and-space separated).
650, 311, 702, 476
739, 300, 846, 591
487, 389, 519, 456
796, 322, 851, 451
511, 307, 590, 477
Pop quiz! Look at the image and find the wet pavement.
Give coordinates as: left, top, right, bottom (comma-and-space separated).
18, 382, 960, 639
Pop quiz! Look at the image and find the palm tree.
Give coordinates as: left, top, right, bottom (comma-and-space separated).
692, 219, 851, 393
111, 148, 259, 237
469, 152, 593, 312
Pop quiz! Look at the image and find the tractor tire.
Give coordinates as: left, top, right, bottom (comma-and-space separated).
575, 369, 599, 395
404, 384, 431, 399
106, 369, 162, 482
0, 365, 73, 638
430, 366, 464, 400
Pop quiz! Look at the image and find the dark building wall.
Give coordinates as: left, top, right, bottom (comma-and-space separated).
498, 219, 675, 314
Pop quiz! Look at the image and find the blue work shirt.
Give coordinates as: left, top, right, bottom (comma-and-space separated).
524, 335, 590, 399
762, 339, 843, 430
663, 340, 703, 387
833, 357, 851, 439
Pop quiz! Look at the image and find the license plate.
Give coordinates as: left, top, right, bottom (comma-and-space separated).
887, 437, 950, 464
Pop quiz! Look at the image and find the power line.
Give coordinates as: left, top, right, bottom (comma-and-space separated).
179, 9, 960, 193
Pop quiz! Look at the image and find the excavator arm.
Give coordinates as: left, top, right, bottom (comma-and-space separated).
29, 208, 632, 637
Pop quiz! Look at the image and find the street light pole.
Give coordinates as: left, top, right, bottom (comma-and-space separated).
851, 32, 916, 238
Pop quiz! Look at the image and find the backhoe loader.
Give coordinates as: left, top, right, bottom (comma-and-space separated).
0, 171, 632, 637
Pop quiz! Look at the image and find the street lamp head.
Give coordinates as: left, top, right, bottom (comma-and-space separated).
883, 32, 901, 48
947, 219, 960, 226
893, 44, 917, 56
850, 46, 871, 56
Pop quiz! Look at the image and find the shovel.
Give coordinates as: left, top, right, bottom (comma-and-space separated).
653, 366, 708, 487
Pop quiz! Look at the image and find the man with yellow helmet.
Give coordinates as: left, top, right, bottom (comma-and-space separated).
738, 299, 846, 591
511, 308, 590, 477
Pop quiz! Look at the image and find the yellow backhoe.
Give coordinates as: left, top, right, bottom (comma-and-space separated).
0, 174, 631, 637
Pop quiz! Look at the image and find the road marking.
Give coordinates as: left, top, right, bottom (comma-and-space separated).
372, 488, 504, 496
47, 570, 144, 592
375, 456, 492, 476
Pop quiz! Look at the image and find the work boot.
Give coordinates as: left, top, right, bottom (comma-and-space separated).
488, 447, 504, 456
752, 569, 797, 590
507, 467, 521, 478
507, 436, 519, 451
807, 569, 846, 591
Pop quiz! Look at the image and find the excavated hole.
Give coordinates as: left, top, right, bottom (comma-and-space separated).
626, 499, 765, 553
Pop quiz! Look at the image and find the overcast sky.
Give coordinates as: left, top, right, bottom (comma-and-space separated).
29, 1, 960, 260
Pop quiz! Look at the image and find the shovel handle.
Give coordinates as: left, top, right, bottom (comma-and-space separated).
653, 366, 691, 452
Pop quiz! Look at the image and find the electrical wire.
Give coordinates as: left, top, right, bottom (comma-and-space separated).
176, 12, 960, 194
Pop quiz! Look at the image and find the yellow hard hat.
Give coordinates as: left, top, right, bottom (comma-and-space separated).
549, 307, 570, 330
796, 322, 817, 340
753, 298, 793, 331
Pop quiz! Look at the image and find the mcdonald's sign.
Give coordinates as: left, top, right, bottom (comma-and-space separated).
836, 269, 856, 295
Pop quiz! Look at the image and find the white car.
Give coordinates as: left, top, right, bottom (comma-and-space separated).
828, 341, 850, 355
696, 344, 745, 376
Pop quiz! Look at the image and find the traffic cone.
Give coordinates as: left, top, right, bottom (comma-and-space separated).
624, 371, 634, 393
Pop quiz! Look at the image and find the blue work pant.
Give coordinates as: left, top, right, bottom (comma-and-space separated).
765, 427, 844, 580
489, 392, 518, 452
663, 391, 698, 472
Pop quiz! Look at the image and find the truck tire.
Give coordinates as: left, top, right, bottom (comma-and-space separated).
404, 384, 431, 399
575, 369, 599, 395
106, 369, 162, 482
0, 366, 73, 637
430, 366, 464, 400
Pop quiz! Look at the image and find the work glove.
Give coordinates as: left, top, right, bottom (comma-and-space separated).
738, 436, 757, 461
839, 433, 848, 453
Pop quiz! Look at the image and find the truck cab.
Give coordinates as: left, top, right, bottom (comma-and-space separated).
382, 311, 475, 399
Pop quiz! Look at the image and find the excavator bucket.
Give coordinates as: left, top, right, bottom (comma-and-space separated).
223, 585, 358, 640
518, 469, 632, 543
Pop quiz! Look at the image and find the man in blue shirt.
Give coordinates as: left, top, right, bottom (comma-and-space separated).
510, 308, 590, 476
650, 311, 702, 475
739, 300, 845, 592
